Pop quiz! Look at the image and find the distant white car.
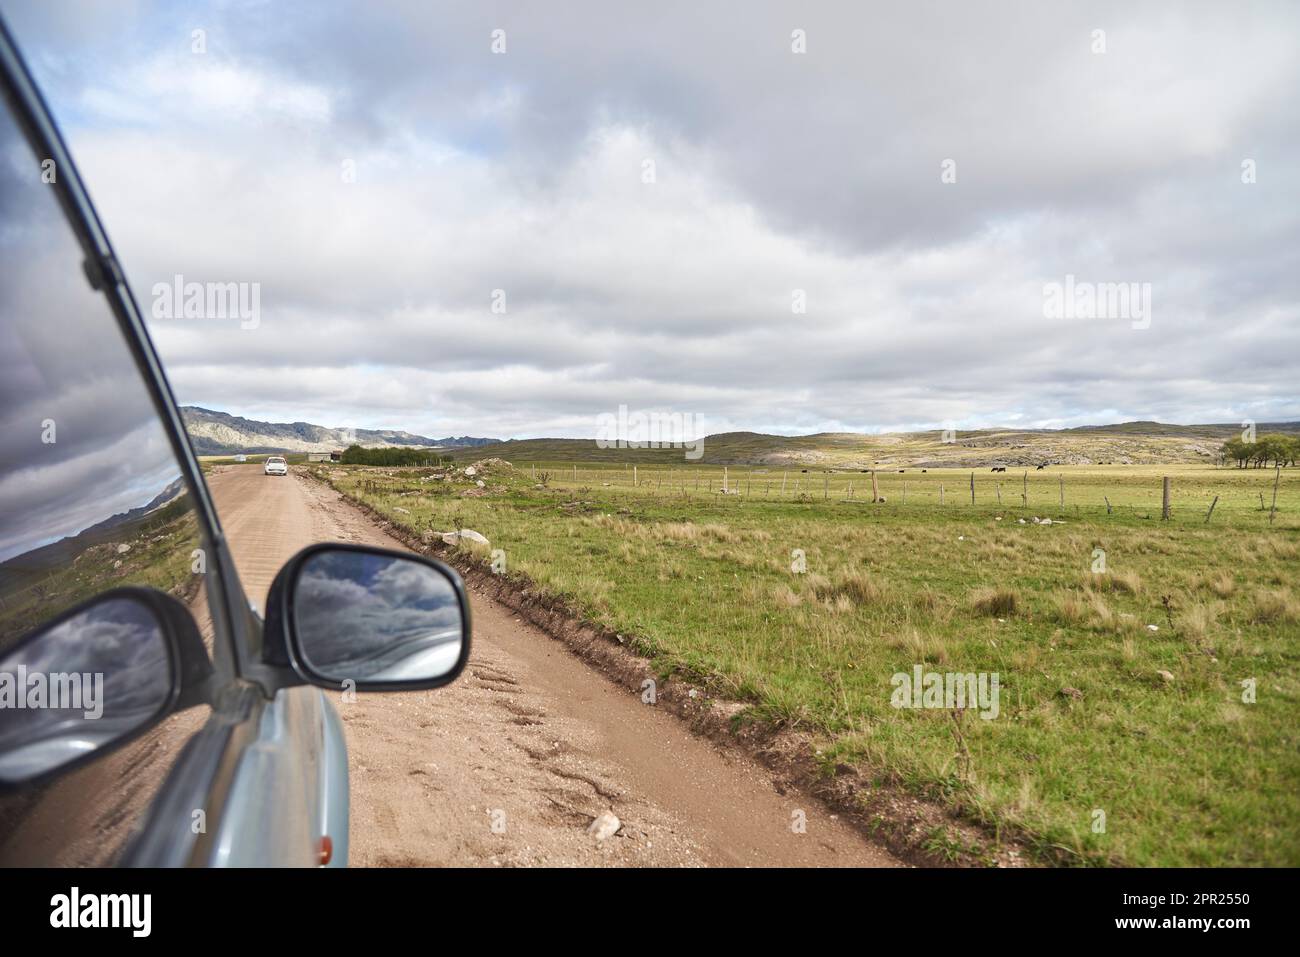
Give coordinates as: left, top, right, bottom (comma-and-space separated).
264, 456, 288, 476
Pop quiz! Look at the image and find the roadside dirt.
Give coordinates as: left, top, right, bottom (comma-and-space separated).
207, 466, 903, 867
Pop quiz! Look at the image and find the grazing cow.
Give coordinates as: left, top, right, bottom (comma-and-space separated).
921, 469, 928, 473
898, 469, 906, 473
1036, 464, 1046, 470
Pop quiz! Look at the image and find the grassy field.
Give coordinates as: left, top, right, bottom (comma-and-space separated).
312, 458, 1299, 866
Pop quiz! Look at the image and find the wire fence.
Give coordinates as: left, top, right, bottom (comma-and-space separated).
514, 463, 1294, 522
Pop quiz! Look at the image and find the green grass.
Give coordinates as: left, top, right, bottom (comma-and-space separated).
314, 459, 1300, 866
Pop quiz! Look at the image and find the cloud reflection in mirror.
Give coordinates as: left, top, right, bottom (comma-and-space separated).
294, 550, 462, 683
0, 595, 172, 783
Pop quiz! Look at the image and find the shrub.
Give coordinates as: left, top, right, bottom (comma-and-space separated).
340, 444, 452, 467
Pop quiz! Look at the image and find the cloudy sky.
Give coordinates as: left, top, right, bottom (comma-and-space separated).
4, 0, 1298, 440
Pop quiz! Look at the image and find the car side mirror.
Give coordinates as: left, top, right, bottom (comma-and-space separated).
262, 544, 471, 692
0, 587, 213, 787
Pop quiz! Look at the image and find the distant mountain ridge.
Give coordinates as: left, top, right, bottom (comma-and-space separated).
181, 406, 499, 455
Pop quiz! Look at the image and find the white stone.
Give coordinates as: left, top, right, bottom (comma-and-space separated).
587, 811, 621, 841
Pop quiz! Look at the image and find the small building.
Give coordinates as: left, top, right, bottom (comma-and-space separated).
306, 450, 344, 463
234, 454, 247, 463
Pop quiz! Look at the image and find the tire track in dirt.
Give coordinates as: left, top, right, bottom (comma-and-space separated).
207, 465, 902, 867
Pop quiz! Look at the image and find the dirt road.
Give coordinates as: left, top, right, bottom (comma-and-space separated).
207, 465, 901, 867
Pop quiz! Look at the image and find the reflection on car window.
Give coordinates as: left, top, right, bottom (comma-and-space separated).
0, 89, 224, 863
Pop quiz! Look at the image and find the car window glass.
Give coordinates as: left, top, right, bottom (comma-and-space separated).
0, 91, 228, 864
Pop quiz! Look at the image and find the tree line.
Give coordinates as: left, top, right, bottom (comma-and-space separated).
339, 445, 453, 467
1221, 434, 1299, 468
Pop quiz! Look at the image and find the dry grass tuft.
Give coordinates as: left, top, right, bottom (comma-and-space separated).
970, 586, 1018, 617
811, 569, 886, 607
1177, 600, 1221, 642
1247, 589, 1299, 624
1050, 590, 1088, 625
1085, 569, 1143, 595
886, 626, 949, 665
1195, 570, 1236, 598
772, 583, 803, 608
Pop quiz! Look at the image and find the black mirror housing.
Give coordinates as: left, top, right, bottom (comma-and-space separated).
262, 543, 471, 693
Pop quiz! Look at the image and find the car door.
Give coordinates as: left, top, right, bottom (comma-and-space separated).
0, 15, 342, 867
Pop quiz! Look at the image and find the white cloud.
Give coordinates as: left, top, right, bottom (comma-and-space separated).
3, 0, 1295, 439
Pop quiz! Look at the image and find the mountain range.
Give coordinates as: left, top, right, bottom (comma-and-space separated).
181, 406, 499, 455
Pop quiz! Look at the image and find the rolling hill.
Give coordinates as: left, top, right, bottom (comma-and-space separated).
445, 421, 1300, 469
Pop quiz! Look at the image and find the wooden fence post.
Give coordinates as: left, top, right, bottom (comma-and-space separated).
1022, 470, 1028, 508
1204, 495, 1219, 523
1269, 466, 1281, 525
940, 484, 945, 505
871, 470, 880, 503
1161, 476, 1171, 520
970, 471, 975, 504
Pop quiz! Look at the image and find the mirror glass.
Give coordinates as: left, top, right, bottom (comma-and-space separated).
0, 595, 173, 784
293, 550, 464, 684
